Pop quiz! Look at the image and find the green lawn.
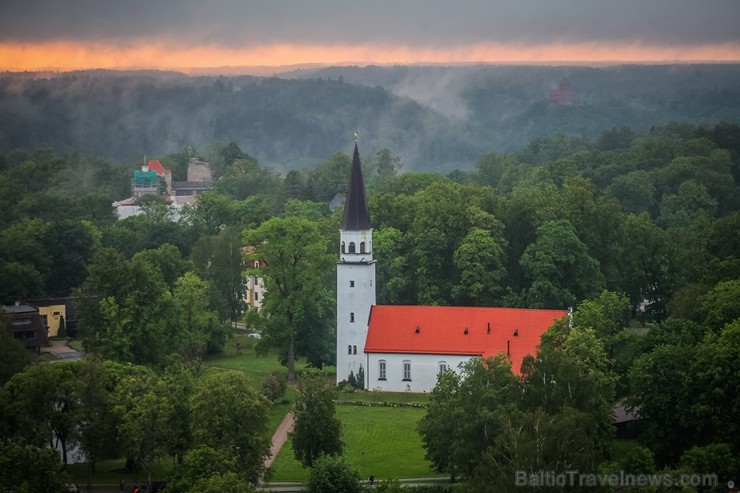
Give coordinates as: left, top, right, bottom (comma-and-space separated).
203, 332, 336, 388
268, 404, 438, 482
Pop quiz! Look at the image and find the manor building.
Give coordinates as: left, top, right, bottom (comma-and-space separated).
336, 142, 567, 392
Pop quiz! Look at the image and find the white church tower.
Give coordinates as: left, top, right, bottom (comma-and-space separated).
336, 140, 376, 386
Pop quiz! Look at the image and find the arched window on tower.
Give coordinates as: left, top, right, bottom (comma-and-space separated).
350, 312, 355, 323
348, 242, 356, 253
360, 242, 366, 253
341, 241, 346, 253
348, 345, 352, 355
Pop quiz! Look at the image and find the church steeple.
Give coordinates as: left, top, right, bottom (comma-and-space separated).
340, 143, 371, 231
336, 139, 375, 388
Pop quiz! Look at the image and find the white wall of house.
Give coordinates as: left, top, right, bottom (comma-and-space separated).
365, 352, 477, 393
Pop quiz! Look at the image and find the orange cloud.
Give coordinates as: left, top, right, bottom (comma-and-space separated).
1, 40, 740, 72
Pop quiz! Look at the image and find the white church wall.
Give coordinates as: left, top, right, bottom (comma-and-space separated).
336, 261, 376, 383
366, 352, 476, 393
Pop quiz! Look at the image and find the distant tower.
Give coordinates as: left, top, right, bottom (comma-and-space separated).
336, 140, 376, 386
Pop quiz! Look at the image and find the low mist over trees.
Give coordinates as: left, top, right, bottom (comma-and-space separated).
3, 64, 740, 171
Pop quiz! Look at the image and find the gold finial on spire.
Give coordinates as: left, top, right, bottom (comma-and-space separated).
354, 130, 359, 142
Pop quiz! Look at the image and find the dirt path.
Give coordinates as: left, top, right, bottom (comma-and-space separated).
264, 412, 295, 470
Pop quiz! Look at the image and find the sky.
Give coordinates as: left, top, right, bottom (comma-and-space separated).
1, 0, 739, 72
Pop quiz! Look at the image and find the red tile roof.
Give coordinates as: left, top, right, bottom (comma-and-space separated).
364, 305, 567, 374
147, 159, 170, 175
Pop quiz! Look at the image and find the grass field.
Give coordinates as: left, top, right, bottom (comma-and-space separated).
268, 404, 438, 482
199, 333, 438, 481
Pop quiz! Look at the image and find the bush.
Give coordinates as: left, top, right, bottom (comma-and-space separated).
261, 371, 288, 402
306, 455, 362, 493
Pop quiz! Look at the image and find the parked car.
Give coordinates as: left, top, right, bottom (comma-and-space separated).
248, 332, 261, 339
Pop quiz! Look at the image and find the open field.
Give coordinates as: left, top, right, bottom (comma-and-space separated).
268, 404, 438, 482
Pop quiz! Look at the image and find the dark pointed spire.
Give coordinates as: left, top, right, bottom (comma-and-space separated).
340, 142, 371, 230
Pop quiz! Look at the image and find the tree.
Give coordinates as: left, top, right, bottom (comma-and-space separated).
290, 370, 343, 468
679, 443, 737, 487
628, 338, 695, 466
574, 290, 630, 339
685, 320, 740, 456
373, 227, 410, 305
0, 218, 51, 303
73, 358, 120, 487
188, 471, 249, 493
0, 442, 71, 493
520, 220, 604, 308
698, 279, 740, 329
77, 247, 177, 366
0, 318, 36, 386
306, 454, 362, 493
213, 156, 282, 202
606, 170, 656, 214
43, 219, 100, 297
468, 407, 605, 492
1, 362, 78, 464
189, 371, 270, 484
520, 324, 615, 454
112, 368, 179, 485
244, 216, 334, 381
418, 355, 521, 480
190, 227, 246, 325
374, 147, 402, 179
172, 272, 229, 357
132, 243, 192, 287
167, 445, 236, 493
307, 152, 351, 202
452, 227, 507, 306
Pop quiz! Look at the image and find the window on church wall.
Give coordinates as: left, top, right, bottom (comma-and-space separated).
353, 345, 357, 355
350, 312, 355, 322
350, 280, 355, 287
348, 345, 352, 355
360, 242, 366, 253
402, 361, 411, 381
378, 360, 386, 380
341, 241, 345, 253
254, 292, 259, 301
349, 242, 356, 253
438, 361, 448, 373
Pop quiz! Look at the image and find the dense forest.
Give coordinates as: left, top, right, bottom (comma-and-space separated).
0, 85, 739, 490
2, 64, 740, 172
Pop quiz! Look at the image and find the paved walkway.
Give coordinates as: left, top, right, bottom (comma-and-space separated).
41, 339, 84, 361
264, 412, 295, 470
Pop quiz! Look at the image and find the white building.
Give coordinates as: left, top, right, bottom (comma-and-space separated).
336, 142, 376, 384
336, 143, 568, 392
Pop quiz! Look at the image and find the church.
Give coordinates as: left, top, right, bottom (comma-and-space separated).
336, 142, 568, 392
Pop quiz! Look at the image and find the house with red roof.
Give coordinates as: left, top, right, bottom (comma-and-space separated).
337, 141, 567, 392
